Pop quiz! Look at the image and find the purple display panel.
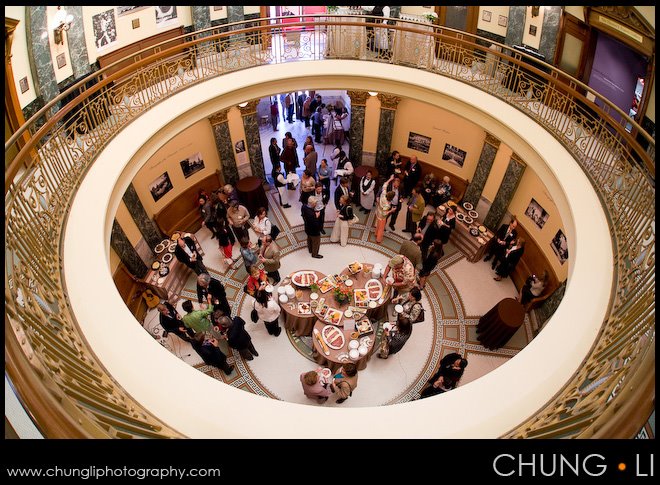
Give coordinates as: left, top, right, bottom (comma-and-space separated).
587, 33, 647, 123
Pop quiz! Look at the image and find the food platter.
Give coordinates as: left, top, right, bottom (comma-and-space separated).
479, 225, 487, 234
161, 252, 173, 264
347, 306, 365, 320
469, 226, 480, 237
158, 265, 170, 277
456, 212, 466, 222
317, 275, 337, 293
359, 336, 373, 347
297, 302, 312, 315
322, 324, 345, 349
337, 353, 351, 363
291, 270, 318, 288
316, 304, 330, 318
325, 308, 343, 326
365, 279, 383, 300
171, 232, 181, 241
347, 261, 363, 274
446, 200, 457, 208
154, 242, 167, 254
477, 237, 486, 244
462, 202, 473, 211
468, 209, 479, 219
151, 261, 161, 270
463, 215, 474, 224
356, 318, 374, 336
353, 289, 369, 307
168, 242, 177, 253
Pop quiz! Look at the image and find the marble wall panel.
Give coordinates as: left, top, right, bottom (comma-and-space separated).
538, 6, 562, 63
63, 6, 91, 79
213, 121, 239, 185
111, 219, 149, 279
375, 109, 396, 177
483, 155, 526, 230
243, 113, 266, 181
26, 7, 60, 108
348, 105, 366, 166
536, 281, 566, 325
463, 140, 499, 207
122, 183, 164, 248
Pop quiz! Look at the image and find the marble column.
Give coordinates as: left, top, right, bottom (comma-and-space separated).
483, 153, 526, 230
347, 90, 368, 167
535, 281, 566, 325
375, 93, 401, 177
538, 6, 562, 63
238, 99, 266, 181
191, 5, 212, 32
209, 108, 239, 186
25, 7, 60, 108
63, 6, 90, 79
227, 5, 245, 42
122, 183, 165, 248
463, 133, 501, 207
505, 6, 526, 48
111, 220, 149, 279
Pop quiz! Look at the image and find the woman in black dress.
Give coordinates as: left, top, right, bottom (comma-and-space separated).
419, 352, 468, 399
268, 137, 281, 180
418, 239, 444, 290
436, 207, 456, 245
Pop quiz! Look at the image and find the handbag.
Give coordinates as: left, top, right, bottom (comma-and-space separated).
250, 302, 259, 323
378, 334, 390, 359
270, 223, 281, 240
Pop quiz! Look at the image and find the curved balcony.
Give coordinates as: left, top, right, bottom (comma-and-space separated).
5, 16, 655, 438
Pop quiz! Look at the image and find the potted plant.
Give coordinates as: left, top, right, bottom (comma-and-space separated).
327, 6, 339, 14
424, 12, 438, 24
310, 283, 320, 295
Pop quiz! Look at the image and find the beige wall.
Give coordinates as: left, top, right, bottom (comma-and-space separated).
400, 6, 435, 16
227, 107, 249, 173
131, 119, 221, 217
390, 98, 486, 180
482, 143, 513, 202
7, 6, 37, 109
509, 169, 568, 281
210, 6, 228, 21
47, 6, 74, 83
522, 6, 544, 50
363, 94, 381, 153
564, 6, 585, 22
477, 6, 510, 37
82, 6, 193, 64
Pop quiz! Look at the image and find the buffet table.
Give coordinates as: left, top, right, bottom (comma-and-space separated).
311, 319, 376, 372
279, 270, 326, 337
439, 202, 494, 263
142, 231, 203, 301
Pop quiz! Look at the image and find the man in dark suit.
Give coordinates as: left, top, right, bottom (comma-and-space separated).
301, 196, 324, 258
157, 301, 195, 342
494, 238, 525, 281
196, 273, 231, 316
190, 333, 234, 375
313, 183, 329, 234
403, 156, 422, 198
483, 217, 518, 269
384, 175, 403, 231
219, 315, 259, 361
174, 235, 207, 274
334, 177, 353, 210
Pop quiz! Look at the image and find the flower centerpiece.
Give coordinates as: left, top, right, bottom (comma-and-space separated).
310, 283, 320, 295
333, 283, 352, 305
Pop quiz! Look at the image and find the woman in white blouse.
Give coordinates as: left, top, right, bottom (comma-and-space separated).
254, 289, 282, 336
358, 169, 376, 213
252, 207, 271, 243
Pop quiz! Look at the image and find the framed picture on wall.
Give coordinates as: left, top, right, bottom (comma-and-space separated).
155, 6, 178, 26
498, 15, 508, 28
441, 143, 467, 168
180, 152, 205, 178
407, 132, 432, 154
551, 229, 569, 265
525, 198, 549, 229
235, 140, 246, 153
529, 25, 537, 36
212, 6, 225, 12
56, 53, 67, 69
19, 76, 29, 94
92, 9, 118, 50
116, 6, 149, 17
132, 18, 140, 29
149, 172, 174, 202
482, 10, 492, 22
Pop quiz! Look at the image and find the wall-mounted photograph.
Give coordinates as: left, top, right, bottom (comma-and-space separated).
92, 9, 118, 50
407, 132, 432, 154
116, 6, 149, 17
442, 143, 467, 168
525, 198, 549, 229
482, 10, 492, 22
551, 229, 568, 265
155, 6, 178, 26
149, 171, 174, 202
498, 15, 508, 28
212, 6, 225, 12
132, 18, 140, 29
19, 77, 29, 94
529, 25, 537, 36
180, 152, 205, 179
235, 140, 246, 153
56, 53, 67, 69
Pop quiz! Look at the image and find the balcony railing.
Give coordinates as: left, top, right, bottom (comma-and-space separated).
5, 16, 655, 438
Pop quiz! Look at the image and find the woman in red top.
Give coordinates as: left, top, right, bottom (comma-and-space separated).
246, 266, 268, 297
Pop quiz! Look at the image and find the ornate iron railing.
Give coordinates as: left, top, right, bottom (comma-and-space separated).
5, 15, 655, 438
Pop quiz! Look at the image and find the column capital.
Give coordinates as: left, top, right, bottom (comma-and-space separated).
209, 108, 230, 125
511, 152, 526, 166
484, 132, 501, 149
347, 90, 369, 106
237, 99, 260, 116
377, 93, 401, 110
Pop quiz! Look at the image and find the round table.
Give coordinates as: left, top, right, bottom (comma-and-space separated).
351, 164, 379, 198
338, 264, 391, 322
311, 319, 376, 372
236, 176, 268, 217
476, 297, 525, 349
279, 270, 326, 337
